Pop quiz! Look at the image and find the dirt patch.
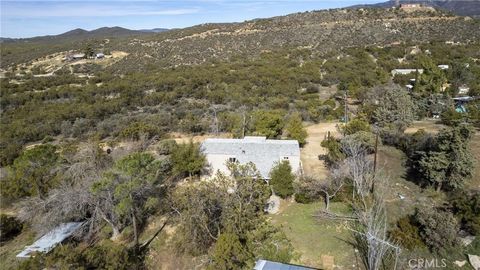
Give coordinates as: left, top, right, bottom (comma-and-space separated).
404, 119, 446, 134
17, 50, 129, 76
301, 122, 340, 180
169, 132, 231, 144
467, 132, 480, 190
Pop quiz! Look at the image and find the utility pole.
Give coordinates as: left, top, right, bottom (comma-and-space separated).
212, 107, 218, 135
372, 125, 379, 194
344, 89, 348, 137
373, 132, 379, 173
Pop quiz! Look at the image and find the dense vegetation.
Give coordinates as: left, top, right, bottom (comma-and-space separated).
1, 6, 480, 270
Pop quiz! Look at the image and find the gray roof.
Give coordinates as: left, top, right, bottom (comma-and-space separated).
201, 136, 299, 179
254, 259, 318, 270
17, 222, 83, 258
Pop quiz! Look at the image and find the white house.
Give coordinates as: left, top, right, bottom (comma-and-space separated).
391, 69, 424, 76
438, 64, 449, 70
201, 136, 301, 179
72, 53, 85, 60
458, 85, 470, 95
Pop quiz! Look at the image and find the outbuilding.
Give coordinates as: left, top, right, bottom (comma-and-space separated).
16, 222, 83, 259
254, 259, 318, 270
72, 53, 85, 60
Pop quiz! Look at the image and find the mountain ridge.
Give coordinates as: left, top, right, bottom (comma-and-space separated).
0, 26, 160, 42
350, 0, 480, 17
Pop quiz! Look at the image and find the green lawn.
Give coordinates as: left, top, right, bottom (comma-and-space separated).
269, 201, 357, 269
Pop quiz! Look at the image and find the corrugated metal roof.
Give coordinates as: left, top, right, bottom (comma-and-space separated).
16, 222, 83, 258
254, 259, 318, 270
201, 137, 300, 179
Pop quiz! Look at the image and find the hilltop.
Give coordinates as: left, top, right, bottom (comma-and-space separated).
352, 0, 480, 17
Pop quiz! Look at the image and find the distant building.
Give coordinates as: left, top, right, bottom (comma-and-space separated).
254, 259, 318, 270
458, 85, 470, 95
391, 69, 424, 76
201, 136, 301, 179
400, 3, 421, 9
71, 53, 85, 60
400, 3, 434, 12
438, 64, 449, 70
17, 222, 83, 259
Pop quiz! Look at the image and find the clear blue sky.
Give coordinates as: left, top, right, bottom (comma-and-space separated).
1, 0, 384, 38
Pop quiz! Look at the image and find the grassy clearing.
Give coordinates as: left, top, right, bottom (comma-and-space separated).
467, 132, 480, 190
377, 145, 443, 224
0, 228, 36, 270
404, 119, 446, 134
269, 201, 357, 269
141, 215, 203, 270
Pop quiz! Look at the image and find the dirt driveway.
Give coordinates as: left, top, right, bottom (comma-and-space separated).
301, 122, 340, 181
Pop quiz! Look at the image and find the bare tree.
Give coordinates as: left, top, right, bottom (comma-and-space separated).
16, 141, 118, 238
350, 192, 401, 270
339, 137, 375, 201
297, 174, 344, 211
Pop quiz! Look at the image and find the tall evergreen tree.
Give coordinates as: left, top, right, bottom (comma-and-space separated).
417, 124, 474, 191
269, 160, 295, 198
285, 112, 307, 146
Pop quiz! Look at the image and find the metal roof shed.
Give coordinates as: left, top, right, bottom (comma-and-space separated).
16, 222, 83, 259
254, 259, 319, 270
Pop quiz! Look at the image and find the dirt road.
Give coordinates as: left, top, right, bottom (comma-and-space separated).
301, 122, 340, 181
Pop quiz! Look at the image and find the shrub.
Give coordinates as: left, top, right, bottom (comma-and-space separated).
251, 110, 285, 139
341, 131, 377, 153
208, 233, 250, 270
1, 144, 59, 199
414, 208, 459, 255
342, 118, 370, 135
285, 112, 307, 146
389, 216, 425, 250
441, 107, 464, 126
0, 214, 23, 242
156, 139, 178, 155
321, 136, 345, 166
171, 141, 206, 178
449, 190, 480, 235
19, 241, 143, 270
269, 161, 295, 198
120, 122, 160, 140
294, 192, 316, 204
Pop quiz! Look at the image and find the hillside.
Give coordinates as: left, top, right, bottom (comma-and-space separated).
353, 0, 480, 17
1, 3, 480, 269
113, 8, 480, 72
2, 8, 480, 71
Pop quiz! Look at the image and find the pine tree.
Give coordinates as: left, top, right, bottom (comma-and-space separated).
171, 141, 206, 178
285, 112, 307, 146
269, 161, 295, 198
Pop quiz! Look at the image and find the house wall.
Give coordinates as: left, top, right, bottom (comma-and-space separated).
205, 154, 302, 178
278, 155, 302, 175
206, 154, 234, 176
